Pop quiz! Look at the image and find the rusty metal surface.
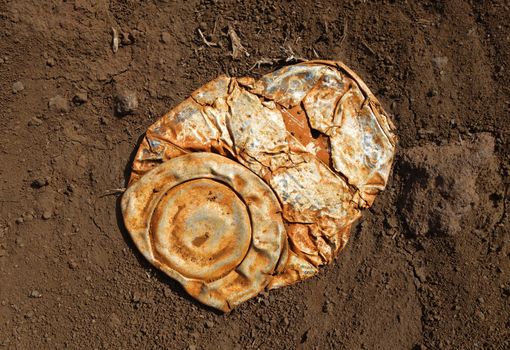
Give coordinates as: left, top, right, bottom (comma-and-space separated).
123, 60, 397, 311
122, 153, 286, 312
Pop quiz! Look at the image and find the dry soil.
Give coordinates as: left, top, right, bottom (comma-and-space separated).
0, 0, 509, 349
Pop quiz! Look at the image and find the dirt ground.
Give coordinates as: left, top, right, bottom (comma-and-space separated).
1, 0, 509, 349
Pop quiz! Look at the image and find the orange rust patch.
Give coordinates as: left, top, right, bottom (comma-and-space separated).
287, 224, 318, 257
279, 104, 331, 165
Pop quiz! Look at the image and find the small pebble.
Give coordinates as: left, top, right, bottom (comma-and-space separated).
121, 32, 134, 45
49, 95, 70, 113
115, 89, 138, 116
322, 301, 333, 314
204, 320, 214, 328
385, 216, 398, 228
28, 117, 44, 127
160, 31, 172, 44
427, 89, 438, 97
46, 57, 55, 67
29, 290, 42, 298
432, 56, 448, 71
414, 267, 427, 283
42, 211, 52, 220
12, 81, 24, 93
132, 291, 141, 303
73, 92, 88, 105
97, 73, 108, 82
15, 217, 24, 224
31, 178, 49, 188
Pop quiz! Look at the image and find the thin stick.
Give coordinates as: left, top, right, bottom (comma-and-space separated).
197, 28, 218, 47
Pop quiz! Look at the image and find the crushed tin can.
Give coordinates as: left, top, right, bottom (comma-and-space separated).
121, 60, 397, 312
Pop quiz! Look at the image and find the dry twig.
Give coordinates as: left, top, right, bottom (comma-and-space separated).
197, 28, 218, 47
111, 27, 119, 53
99, 188, 126, 198
228, 25, 249, 59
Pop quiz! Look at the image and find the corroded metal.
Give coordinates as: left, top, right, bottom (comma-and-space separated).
122, 60, 397, 311
122, 153, 286, 312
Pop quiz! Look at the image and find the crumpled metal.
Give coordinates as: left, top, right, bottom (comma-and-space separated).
122, 60, 397, 311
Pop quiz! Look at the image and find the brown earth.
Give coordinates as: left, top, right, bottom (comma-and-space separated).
0, 0, 509, 349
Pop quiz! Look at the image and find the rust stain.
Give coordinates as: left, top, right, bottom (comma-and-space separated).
122, 60, 397, 312
279, 104, 331, 165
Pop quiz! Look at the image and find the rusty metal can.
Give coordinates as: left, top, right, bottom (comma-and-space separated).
122, 60, 397, 311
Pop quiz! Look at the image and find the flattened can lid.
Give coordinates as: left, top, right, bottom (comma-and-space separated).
122, 153, 286, 311
122, 60, 397, 311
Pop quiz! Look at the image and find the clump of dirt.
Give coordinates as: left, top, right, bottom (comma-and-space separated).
0, 0, 509, 349
400, 133, 504, 237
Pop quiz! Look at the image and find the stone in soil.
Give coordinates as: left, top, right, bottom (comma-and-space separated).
28, 117, 43, 126
29, 290, 42, 298
115, 89, 138, 116
31, 178, 49, 188
12, 81, 24, 93
49, 95, 70, 113
73, 92, 88, 105
161, 32, 172, 44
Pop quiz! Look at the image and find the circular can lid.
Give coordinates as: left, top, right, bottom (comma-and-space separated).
122, 152, 286, 311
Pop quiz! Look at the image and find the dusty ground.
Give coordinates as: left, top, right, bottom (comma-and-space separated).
0, 0, 509, 349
